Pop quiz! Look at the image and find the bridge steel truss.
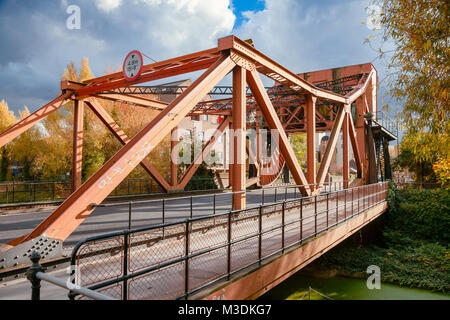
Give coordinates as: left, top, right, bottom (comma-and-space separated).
0, 36, 380, 269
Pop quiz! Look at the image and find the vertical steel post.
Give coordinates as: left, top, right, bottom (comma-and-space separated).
282, 202, 285, 252
184, 220, 189, 299
162, 199, 165, 224
326, 193, 329, 230
26, 252, 43, 301
343, 111, 350, 189
72, 100, 84, 193
128, 201, 132, 230
231, 66, 246, 210
314, 195, 317, 236
306, 95, 317, 190
227, 211, 232, 280
300, 198, 303, 241
258, 206, 262, 264
190, 196, 193, 219
123, 233, 128, 300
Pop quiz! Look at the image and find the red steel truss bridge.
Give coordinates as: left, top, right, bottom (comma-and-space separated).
0, 36, 397, 299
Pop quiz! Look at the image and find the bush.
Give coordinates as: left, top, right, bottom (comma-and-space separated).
307, 184, 450, 293
386, 185, 450, 244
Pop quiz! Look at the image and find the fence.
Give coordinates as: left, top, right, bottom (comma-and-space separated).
0, 177, 215, 205
91, 181, 349, 229
375, 111, 399, 137
70, 181, 388, 300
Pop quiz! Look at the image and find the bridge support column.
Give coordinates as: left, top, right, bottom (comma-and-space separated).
356, 96, 367, 183
231, 66, 246, 210
306, 95, 317, 190
343, 107, 350, 188
383, 138, 392, 180
72, 100, 84, 193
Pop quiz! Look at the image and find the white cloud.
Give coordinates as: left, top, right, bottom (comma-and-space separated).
235, 0, 376, 73
1, 0, 398, 114
95, 0, 123, 13
0, 0, 237, 112
133, 0, 235, 54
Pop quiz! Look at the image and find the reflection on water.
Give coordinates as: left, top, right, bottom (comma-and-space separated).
259, 274, 450, 300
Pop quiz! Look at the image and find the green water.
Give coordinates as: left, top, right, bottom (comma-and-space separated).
260, 274, 450, 300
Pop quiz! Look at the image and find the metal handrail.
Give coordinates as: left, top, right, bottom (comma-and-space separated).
89, 181, 351, 230
26, 252, 116, 300
374, 111, 399, 137
70, 181, 388, 300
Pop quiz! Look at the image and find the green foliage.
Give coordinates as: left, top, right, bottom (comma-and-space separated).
386, 185, 450, 244
393, 129, 449, 184
0, 149, 9, 181
184, 162, 217, 191
309, 184, 450, 293
433, 158, 450, 188
290, 133, 306, 169
371, 0, 449, 135
369, 0, 449, 185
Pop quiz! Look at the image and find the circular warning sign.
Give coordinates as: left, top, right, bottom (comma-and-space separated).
123, 50, 143, 81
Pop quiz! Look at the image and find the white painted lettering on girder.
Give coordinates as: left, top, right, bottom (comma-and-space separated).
98, 166, 123, 189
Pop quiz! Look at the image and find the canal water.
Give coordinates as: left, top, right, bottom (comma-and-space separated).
260, 274, 450, 300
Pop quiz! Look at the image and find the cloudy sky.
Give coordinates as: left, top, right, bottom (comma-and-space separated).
0, 0, 392, 114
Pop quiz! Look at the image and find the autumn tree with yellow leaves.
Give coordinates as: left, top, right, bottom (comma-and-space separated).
370, 0, 449, 185
0, 57, 174, 189
0, 100, 17, 180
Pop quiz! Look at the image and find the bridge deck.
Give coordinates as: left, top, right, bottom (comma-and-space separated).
71, 182, 388, 300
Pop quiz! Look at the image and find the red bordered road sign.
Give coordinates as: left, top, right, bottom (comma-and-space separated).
123, 50, 143, 81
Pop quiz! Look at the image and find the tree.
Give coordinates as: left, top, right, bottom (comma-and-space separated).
78, 57, 94, 82
105, 100, 170, 180
11, 107, 42, 180
394, 132, 437, 184
290, 133, 307, 169
433, 158, 450, 188
0, 100, 17, 180
369, 0, 449, 182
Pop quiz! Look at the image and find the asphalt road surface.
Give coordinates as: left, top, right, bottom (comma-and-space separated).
0, 188, 306, 247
